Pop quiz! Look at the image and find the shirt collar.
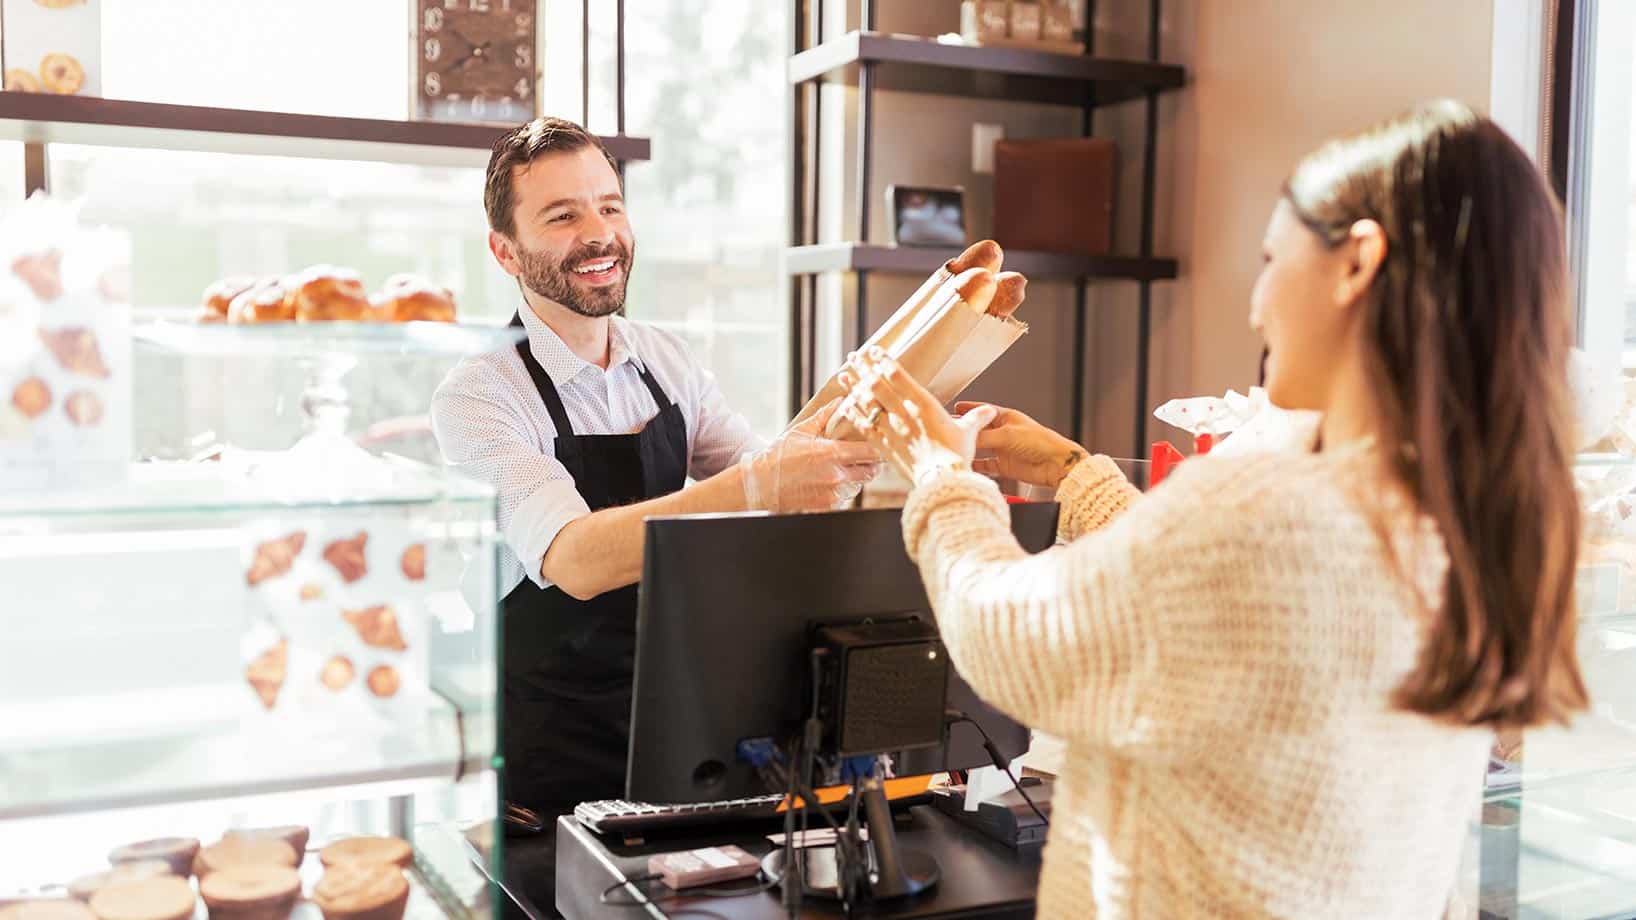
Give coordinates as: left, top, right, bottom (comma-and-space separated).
517, 306, 643, 388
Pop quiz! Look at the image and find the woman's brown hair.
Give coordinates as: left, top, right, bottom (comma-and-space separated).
1284, 100, 1587, 729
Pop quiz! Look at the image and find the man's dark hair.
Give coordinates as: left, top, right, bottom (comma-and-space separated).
484, 117, 620, 237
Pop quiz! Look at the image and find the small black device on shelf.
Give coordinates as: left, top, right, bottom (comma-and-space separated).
626, 503, 1058, 912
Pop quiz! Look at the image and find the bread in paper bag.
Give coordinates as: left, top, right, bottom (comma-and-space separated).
794, 240, 1027, 440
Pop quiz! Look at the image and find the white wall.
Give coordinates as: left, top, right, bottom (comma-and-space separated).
810, 0, 1500, 457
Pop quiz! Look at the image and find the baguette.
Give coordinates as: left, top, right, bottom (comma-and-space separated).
953, 267, 998, 315
988, 271, 1027, 318
950, 240, 1004, 275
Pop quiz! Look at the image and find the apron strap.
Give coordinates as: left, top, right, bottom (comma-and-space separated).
633, 362, 674, 411
511, 312, 576, 437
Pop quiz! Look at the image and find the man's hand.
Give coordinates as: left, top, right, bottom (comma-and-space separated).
740, 400, 881, 512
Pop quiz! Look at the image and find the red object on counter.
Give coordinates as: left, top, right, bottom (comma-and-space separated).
1195, 432, 1215, 455
1150, 441, 1184, 488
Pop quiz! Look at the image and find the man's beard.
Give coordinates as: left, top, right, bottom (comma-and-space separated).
515, 239, 634, 318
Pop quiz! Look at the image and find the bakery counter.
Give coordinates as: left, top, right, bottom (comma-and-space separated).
0, 461, 502, 822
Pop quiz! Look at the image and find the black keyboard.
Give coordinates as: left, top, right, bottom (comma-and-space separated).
574, 794, 791, 834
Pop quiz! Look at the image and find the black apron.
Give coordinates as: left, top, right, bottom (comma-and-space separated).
501, 312, 689, 813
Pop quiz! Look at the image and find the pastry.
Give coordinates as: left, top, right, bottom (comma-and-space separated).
313, 864, 408, 920
365, 666, 400, 699
323, 532, 368, 582
227, 278, 293, 324
399, 545, 425, 581
288, 266, 369, 322
194, 837, 298, 877
320, 656, 354, 691
86, 878, 195, 920
99, 266, 132, 304
245, 639, 287, 710
38, 328, 111, 378
1, 904, 97, 920
318, 837, 412, 869
4, 69, 39, 92
39, 54, 84, 95
198, 866, 300, 920
247, 531, 305, 586
14, 250, 62, 301
202, 277, 257, 321
64, 390, 104, 426
372, 274, 456, 323
108, 838, 199, 877
34, 0, 88, 8
989, 271, 1027, 318
12, 377, 51, 419
343, 606, 407, 651
224, 827, 310, 867
67, 863, 172, 901
300, 583, 324, 601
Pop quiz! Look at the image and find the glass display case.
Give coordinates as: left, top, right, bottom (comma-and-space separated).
0, 320, 516, 920
1475, 454, 1636, 919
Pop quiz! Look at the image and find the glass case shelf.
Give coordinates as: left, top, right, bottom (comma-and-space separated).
132, 313, 526, 359
0, 458, 495, 521
0, 688, 489, 821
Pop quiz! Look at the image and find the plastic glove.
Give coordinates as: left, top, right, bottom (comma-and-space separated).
741, 400, 882, 513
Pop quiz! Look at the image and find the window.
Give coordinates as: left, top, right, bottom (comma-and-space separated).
42, 0, 788, 459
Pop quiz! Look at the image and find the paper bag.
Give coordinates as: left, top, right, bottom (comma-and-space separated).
793, 265, 1027, 439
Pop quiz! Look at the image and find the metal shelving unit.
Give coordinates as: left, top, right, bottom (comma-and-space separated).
787, 1, 1183, 452
0, 94, 650, 170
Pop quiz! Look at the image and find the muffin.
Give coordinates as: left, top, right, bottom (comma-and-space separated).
86, 878, 195, 920
313, 864, 409, 920
317, 837, 411, 870
107, 839, 199, 878
223, 826, 310, 867
67, 863, 173, 902
194, 837, 298, 878
198, 866, 301, 920
0, 902, 98, 920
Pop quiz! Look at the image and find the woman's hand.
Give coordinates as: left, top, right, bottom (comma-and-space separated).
836, 350, 997, 485
953, 401, 1091, 489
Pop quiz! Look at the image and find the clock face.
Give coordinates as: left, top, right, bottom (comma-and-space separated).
414, 0, 539, 124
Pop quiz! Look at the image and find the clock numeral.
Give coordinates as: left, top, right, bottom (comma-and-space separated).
514, 76, 532, 99
514, 44, 532, 68
444, 0, 460, 9
423, 7, 444, 31
471, 96, 488, 118
501, 0, 513, 10
424, 38, 441, 62
515, 13, 532, 34
469, 0, 491, 11
424, 72, 442, 97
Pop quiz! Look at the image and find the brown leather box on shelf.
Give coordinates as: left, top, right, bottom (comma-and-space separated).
993, 138, 1117, 256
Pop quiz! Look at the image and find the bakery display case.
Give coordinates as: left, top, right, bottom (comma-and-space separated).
1475, 454, 1636, 919
0, 321, 517, 919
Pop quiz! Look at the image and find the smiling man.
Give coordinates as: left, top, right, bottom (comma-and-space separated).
430, 117, 875, 915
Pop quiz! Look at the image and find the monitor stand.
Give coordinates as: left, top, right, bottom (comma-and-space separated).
762, 776, 940, 902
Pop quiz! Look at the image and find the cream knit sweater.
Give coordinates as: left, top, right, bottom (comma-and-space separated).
901, 450, 1491, 919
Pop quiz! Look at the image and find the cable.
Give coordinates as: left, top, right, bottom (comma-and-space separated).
599, 873, 662, 907
948, 711, 1050, 828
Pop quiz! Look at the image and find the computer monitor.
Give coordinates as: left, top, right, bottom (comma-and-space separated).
626, 502, 1057, 805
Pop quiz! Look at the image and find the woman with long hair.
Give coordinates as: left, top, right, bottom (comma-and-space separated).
837, 100, 1587, 917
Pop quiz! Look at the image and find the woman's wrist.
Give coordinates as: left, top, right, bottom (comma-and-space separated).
1052, 447, 1091, 487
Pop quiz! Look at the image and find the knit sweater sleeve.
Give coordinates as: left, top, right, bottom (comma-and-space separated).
901, 454, 1311, 761
1056, 454, 1143, 541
